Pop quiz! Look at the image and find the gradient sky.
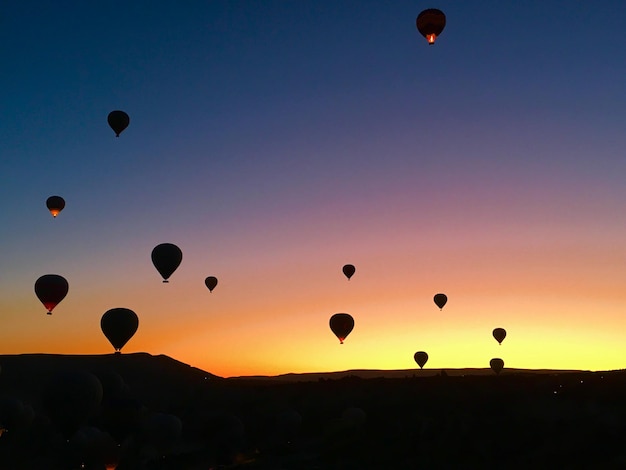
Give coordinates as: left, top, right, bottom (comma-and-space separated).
2, 1, 626, 377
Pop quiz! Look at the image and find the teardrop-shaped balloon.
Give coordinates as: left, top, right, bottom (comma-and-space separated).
35, 274, 69, 314
414, 351, 428, 369
342, 264, 355, 280
101, 308, 139, 353
416, 8, 446, 45
329, 313, 354, 344
433, 293, 447, 310
204, 276, 218, 293
107, 110, 130, 137
46, 196, 65, 218
493, 328, 507, 345
490, 358, 504, 375
151, 243, 182, 283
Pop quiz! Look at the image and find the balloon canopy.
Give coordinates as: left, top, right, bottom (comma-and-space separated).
101, 308, 139, 353
34, 274, 69, 314
433, 293, 447, 310
490, 358, 504, 375
342, 264, 355, 280
329, 313, 354, 344
414, 351, 429, 369
151, 243, 183, 282
416, 8, 446, 44
107, 110, 130, 137
493, 328, 507, 345
46, 195, 65, 218
204, 276, 218, 292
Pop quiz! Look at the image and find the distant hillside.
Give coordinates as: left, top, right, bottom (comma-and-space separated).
0, 352, 222, 410
231, 367, 588, 382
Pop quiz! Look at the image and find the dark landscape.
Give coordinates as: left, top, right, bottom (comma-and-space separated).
1, 353, 625, 469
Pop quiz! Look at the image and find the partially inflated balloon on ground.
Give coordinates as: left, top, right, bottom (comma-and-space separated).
35, 274, 68, 314
151, 243, 182, 282
490, 358, 504, 375
330, 313, 354, 344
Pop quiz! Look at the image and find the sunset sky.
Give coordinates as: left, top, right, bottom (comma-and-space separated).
1, 1, 625, 377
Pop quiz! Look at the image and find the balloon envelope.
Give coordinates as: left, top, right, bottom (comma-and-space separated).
414, 351, 429, 369
416, 8, 446, 44
342, 264, 355, 280
493, 328, 507, 345
35, 274, 68, 314
151, 243, 182, 282
204, 276, 218, 292
107, 110, 130, 137
433, 293, 447, 310
46, 195, 65, 218
329, 313, 354, 344
490, 358, 504, 375
101, 308, 139, 352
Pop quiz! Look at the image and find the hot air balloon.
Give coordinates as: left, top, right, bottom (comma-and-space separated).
107, 110, 130, 137
151, 243, 182, 282
101, 308, 139, 353
490, 358, 504, 375
329, 313, 354, 344
204, 276, 218, 293
493, 328, 507, 345
416, 8, 446, 45
342, 264, 355, 280
414, 351, 429, 369
46, 195, 65, 218
35, 274, 68, 314
433, 293, 447, 310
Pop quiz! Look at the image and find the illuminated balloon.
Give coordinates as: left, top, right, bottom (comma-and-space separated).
490, 358, 504, 375
329, 313, 354, 344
342, 264, 355, 280
46, 195, 65, 218
35, 274, 68, 314
493, 328, 507, 345
151, 243, 182, 282
204, 276, 218, 293
107, 110, 130, 137
416, 8, 446, 45
414, 351, 429, 369
101, 308, 139, 353
433, 293, 447, 310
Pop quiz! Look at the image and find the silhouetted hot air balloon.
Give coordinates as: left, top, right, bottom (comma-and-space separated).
204, 276, 218, 293
342, 264, 355, 280
490, 358, 504, 375
101, 308, 139, 353
330, 313, 354, 344
493, 328, 507, 345
107, 110, 130, 137
414, 351, 429, 369
46, 195, 65, 218
416, 8, 446, 45
35, 274, 68, 314
151, 243, 182, 282
433, 293, 447, 310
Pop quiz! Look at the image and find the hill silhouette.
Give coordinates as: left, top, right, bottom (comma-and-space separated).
1, 353, 626, 468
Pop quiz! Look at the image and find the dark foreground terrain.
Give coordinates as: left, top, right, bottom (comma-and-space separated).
1, 353, 625, 469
